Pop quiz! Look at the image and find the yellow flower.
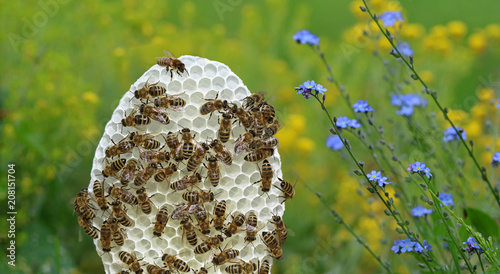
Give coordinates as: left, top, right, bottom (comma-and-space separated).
82, 91, 99, 104
297, 137, 315, 155
141, 22, 153, 37
464, 121, 482, 139
275, 128, 296, 152
419, 70, 434, 84
401, 23, 425, 39
447, 21, 467, 40
350, 0, 366, 20
446, 109, 468, 125
287, 114, 306, 134
468, 32, 488, 54
378, 38, 392, 51
113, 47, 126, 57
478, 87, 495, 102
485, 24, 500, 41
471, 104, 487, 120
434, 37, 452, 55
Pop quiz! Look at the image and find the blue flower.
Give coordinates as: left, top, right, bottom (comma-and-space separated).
347, 119, 361, 129
497, 98, 500, 108
315, 83, 327, 95
377, 176, 391, 187
423, 167, 432, 179
379, 11, 404, 27
443, 126, 467, 142
411, 205, 433, 217
423, 240, 433, 251
296, 80, 327, 99
463, 237, 483, 254
336, 116, 350, 129
491, 152, 500, 168
411, 161, 425, 172
391, 240, 401, 253
396, 41, 413, 57
395, 105, 414, 116
408, 161, 432, 179
399, 238, 415, 253
413, 242, 424, 253
438, 193, 454, 207
302, 80, 316, 90
326, 135, 345, 151
368, 170, 381, 182
353, 100, 374, 113
391, 94, 427, 116
293, 30, 320, 46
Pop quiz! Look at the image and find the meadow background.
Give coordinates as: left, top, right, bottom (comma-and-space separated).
1, 0, 500, 273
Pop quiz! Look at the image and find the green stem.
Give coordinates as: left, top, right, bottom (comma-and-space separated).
477, 252, 486, 273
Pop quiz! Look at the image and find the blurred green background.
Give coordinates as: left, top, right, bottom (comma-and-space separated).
1, 0, 500, 273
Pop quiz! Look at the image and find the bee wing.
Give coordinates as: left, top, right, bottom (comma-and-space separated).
169, 92, 185, 99
169, 106, 185, 112
163, 49, 176, 58
175, 140, 185, 159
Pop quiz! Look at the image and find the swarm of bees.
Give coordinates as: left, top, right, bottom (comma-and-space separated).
75, 54, 294, 273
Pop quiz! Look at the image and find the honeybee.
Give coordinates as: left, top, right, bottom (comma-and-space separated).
194, 267, 208, 274
156, 50, 188, 79
153, 205, 170, 237
133, 76, 159, 101
154, 163, 177, 183
154, 93, 186, 112
261, 231, 283, 260
212, 200, 228, 231
244, 149, 273, 162
260, 101, 275, 124
139, 148, 169, 164
276, 177, 296, 203
129, 132, 162, 150
210, 139, 232, 166
74, 189, 95, 220
251, 137, 279, 150
100, 220, 112, 253
212, 247, 240, 266
251, 108, 266, 136
165, 131, 183, 161
119, 251, 143, 274
194, 234, 224, 255
180, 217, 198, 246
77, 215, 99, 239
271, 215, 287, 244
171, 203, 202, 220
120, 159, 139, 186
147, 82, 166, 98
218, 112, 233, 143
232, 105, 253, 129
243, 91, 265, 109
258, 260, 270, 274
93, 180, 109, 211
102, 158, 127, 178
199, 94, 230, 116
170, 173, 202, 192
204, 156, 221, 187
176, 128, 199, 160
244, 212, 261, 244
182, 189, 215, 205
234, 131, 255, 155
193, 206, 211, 234
121, 110, 151, 128
146, 264, 169, 274
136, 187, 155, 215
109, 217, 125, 246
263, 120, 282, 138
134, 163, 158, 187
225, 261, 257, 274
111, 200, 133, 227
224, 212, 245, 237
161, 253, 190, 273
253, 159, 272, 193
105, 138, 135, 158
187, 143, 209, 172
140, 104, 170, 125
109, 186, 139, 206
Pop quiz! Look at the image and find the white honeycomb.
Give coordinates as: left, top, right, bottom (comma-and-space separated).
86, 56, 284, 273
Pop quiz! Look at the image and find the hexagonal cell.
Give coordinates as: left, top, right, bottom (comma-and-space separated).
182, 78, 197, 93
137, 238, 152, 251
167, 81, 183, 93
220, 88, 235, 101
234, 86, 249, 101
189, 65, 203, 79
203, 63, 217, 78
212, 76, 225, 90
183, 105, 198, 119
237, 198, 250, 211
217, 65, 230, 78
243, 185, 258, 198
226, 75, 240, 90
228, 186, 243, 200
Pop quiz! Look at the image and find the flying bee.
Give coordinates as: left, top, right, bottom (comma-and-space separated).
231, 105, 253, 129
146, 264, 169, 274
161, 253, 190, 273
120, 159, 139, 186
100, 220, 112, 253
243, 91, 265, 109
129, 132, 162, 150
234, 131, 255, 155
258, 260, 270, 274
212, 247, 240, 266
253, 159, 272, 193
109, 217, 126, 246
109, 186, 139, 206
218, 112, 233, 143
263, 120, 282, 138
182, 189, 215, 205
204, 156, 220, 187
260, 101, 275, 124
225, 261, 257, 274
199, 94, 230, 117
74, 189, 95, 220
170, 173, 202, 192
210, 139, 232, 166
139, 147, 170, 164
136, 187, 155, 215
244, 149, 273, 162
224, 212, 245, 237
261, 231, 283, 260
121, 110, 151, 128
134, 163, 158, 187
212, 200, 228, 231
271, 215, 287, 244
156, 50, 188, 79
180, 217, 198, 246
119, 251, 143, 274
102, 158, 127, 178
154, 93, 186, 112
251, 137, 279, 151
140, 104, 170, 125
105, 138, 135, 158
153, 205, 170, 237
93, 180, 109, 211
194, 206, 211, 234
275, 177, 296, 203
154, 163, 177, 183
77, 215, 99, 239
194, 234, 224, 255
111, 200, 133, 227
251, 108, 266, 136
187, 143, 209, 172
176, 128, 199, 160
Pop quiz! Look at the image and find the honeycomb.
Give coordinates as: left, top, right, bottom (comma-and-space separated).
80, 56, 286, 273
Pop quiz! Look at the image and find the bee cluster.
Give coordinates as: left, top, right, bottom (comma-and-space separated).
74, 55, 293, 273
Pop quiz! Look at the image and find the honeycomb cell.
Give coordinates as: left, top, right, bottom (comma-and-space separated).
226, 75, 240, 90
167, 81, 182, 93
220, 88, 235, 101
243, 185, 258, 199
228, 186, 243, 199
212, 76, 225, 90
184, 105, 198, 119
189, 65, 203, 79
192, 117, 207, 130
204, 63, 217, 78
234, 86, 249, 101
198, 77, 212, 91
237, 198, 250, 210
189, 91, 205, 105
137, 238, 152, 251
183, 78, 197, 92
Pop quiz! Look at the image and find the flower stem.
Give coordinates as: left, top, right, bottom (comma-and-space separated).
477, 252, 486, 273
